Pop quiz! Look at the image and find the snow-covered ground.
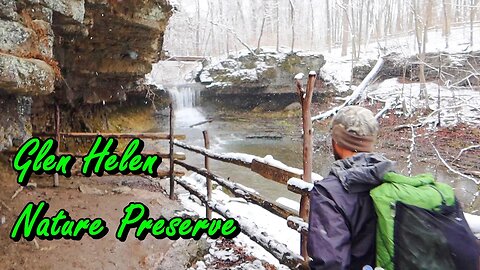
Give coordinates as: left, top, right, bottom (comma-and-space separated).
314, 25, 480, 128
369, 78, 480, 126
321, 25, 480, 92
179, 173, 298, 270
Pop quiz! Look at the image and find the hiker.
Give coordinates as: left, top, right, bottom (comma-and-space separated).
307, 106, 479, 270
307, 106, 391, 269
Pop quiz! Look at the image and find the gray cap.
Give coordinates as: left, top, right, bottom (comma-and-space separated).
331, 106, 379, 137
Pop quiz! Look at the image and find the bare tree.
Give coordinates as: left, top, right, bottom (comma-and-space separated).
326, 0, 332, 52
276, 0, 280, 51
257, 10, 267, 52
341, 0, 349, 56
443, 0, 451, 48
289, 0, 295, 52
470, 0, 480, 47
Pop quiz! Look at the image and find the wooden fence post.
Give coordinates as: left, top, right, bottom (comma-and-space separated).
295, 72, 316, 262
53, 103, 60, 187
202, 130, 212, 219
169, 103, 175, 200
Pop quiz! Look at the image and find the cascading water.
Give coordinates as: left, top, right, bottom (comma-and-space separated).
168, 85, 206, 128
146, 60, 207, 128
169, 86, 198, 109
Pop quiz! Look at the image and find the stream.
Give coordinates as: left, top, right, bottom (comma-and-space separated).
147, 62, 478, 211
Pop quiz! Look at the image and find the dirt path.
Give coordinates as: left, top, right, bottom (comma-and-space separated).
0, 163, 201, 270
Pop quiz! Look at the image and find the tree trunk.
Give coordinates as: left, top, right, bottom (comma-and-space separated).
276, 0, 280, 52
326, 0, 332, 52
470, 0, 479, 46
341, 0, 349, 56
195, 0, 200, 55
257, 14, 266, 52
310, 0, 315, 50
289, 0, 295, 52
443, 0, 451, 48
357, 0, 364, 58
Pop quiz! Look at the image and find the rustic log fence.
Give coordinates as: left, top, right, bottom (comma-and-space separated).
172, 141, 312, 269
4, 103, 186, 186
169, 72, 317, 269
3, 73, 318, 269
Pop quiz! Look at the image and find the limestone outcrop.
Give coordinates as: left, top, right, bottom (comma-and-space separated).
0, 0, 172, 150
197, 50, 327, 110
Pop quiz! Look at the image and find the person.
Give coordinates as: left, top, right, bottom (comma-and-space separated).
307, 106, 395, 270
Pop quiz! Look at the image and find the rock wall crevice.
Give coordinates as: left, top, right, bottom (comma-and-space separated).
0, 0, 172, 151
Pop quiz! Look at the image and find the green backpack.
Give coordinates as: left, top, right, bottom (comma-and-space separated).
370, 172, 479, 270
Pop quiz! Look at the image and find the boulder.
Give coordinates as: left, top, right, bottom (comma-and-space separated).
283, 102, 302, 111
0, 53, 55, 96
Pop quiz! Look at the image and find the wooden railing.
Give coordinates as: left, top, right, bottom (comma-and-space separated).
10, 104, 187, 186
172, 135, 314, 269
169, 73, 317, 269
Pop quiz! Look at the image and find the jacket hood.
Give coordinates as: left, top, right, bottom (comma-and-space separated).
330, 153, 396, 193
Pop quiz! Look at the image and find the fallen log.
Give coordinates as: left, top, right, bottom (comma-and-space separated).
174, 140, 253, 168
174, 160, 298, 220
175, 176, 306, 269
246, 135, 283, 140
189, 119, 213, 128
312, 56, 385, 122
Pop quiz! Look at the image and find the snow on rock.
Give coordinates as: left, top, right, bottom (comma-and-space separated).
199, 70, 213, 83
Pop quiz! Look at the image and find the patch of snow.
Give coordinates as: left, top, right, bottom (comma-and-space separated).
287, 177, 315, 191
464, 212, 480, 234
276, 197, 300, 212
294, 73, 304, 80
199, 70, 213, 83
177, 173, 301, 269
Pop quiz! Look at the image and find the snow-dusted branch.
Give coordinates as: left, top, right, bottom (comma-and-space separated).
430, 142, 480, 184
375, 98, 399, 120
208, 20, 257, 56
287, 216, 309, 234
312, 56, 384, 122
454, 144, 480, 161
407, 126, 416, 176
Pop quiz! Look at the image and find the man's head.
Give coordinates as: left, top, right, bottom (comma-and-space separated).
330, 106, 379, 160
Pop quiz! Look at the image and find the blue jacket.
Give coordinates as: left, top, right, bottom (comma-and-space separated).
307, 153, 395, 269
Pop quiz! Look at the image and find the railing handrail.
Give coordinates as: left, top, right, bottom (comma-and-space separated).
173, 140, 321, 191
34, 132, 186, 140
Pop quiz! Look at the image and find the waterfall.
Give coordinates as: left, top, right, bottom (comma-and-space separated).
168, 86, 199, 109
167, 85, 206, 128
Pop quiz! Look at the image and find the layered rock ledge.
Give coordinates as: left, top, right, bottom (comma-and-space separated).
0, 0, 172, 150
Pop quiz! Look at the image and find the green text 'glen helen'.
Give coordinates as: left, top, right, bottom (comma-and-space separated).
11, 136, 163, 185
81, 136, 162, 177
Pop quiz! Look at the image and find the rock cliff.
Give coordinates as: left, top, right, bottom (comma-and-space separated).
197, 50, 327, 110
0, 0, 172, 150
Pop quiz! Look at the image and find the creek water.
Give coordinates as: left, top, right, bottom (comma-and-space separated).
154, 84, 478, 211
147, 61, 477, 210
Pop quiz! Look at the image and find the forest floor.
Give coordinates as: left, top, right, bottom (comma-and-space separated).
0, 162, 207, 270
